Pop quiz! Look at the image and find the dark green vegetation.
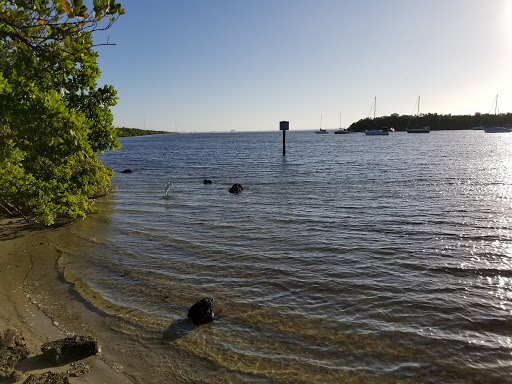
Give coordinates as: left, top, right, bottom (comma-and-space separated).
116, 127, 171, 137
349, 112, 512, 131
0, 0, 124, 225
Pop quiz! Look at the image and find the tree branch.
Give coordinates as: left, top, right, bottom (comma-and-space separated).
0, 200, 31, 223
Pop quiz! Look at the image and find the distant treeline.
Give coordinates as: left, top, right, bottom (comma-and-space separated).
348, 113, 512, 132
116, 127, 172, 137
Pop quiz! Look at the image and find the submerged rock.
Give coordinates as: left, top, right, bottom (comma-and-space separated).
67, 361, 92, 377
187, 297, 215, 325
0, 328, 30, 379
23, 371, 70, 384
41, 336, 98, 364
228, 183, 243, 194
120, 169, 132, 173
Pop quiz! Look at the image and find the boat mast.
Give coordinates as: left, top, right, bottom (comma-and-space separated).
495, 95, 498, 127
374, 96, 377, 128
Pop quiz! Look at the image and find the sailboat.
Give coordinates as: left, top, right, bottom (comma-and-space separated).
315, 114, 328, 134
364, 97, 389, 135
334, 112, 350, 134
407, 97, 430, 133
484, 95, 512, 133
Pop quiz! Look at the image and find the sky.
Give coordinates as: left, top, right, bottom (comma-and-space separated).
94, 0, 512, 132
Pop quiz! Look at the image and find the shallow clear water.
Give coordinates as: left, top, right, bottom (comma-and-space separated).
45, 131, 512, 383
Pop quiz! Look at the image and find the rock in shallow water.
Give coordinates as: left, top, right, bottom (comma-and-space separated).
187, 297, 215, 325
228, 183, 243, 194
41, 336, 98, 364
0, 328, 30, 379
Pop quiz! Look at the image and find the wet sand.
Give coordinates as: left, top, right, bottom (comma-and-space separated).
0, 216, 132, 384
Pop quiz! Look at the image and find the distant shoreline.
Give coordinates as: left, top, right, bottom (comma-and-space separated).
115, 127, 176, 137
115, 111, 512, 134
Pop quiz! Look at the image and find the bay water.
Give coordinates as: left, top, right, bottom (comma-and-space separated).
41, 130, 512, 383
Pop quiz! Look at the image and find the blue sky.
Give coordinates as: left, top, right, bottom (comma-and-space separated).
95, 0, 512, 132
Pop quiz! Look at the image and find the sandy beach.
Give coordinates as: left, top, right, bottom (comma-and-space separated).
0, 215, 133, 384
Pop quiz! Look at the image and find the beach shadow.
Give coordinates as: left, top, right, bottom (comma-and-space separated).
162, 318, 196, 343
15, 353, 59, 372
0, 217, 38, 241
0, 215, 70, 241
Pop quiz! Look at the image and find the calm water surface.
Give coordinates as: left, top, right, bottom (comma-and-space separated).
44, 131, 512, 383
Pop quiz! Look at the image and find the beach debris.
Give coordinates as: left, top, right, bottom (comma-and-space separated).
67, 361, 92, 377
187, 297, 215, 325
0, 328, 30, 379
41, 335, 98, 364
203, 179, 213, 184
228, 183, 243, 194
120, 169, 132, 173
23, 371, 70, 384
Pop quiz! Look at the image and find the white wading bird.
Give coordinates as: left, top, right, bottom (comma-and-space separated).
164, 181, 173, 199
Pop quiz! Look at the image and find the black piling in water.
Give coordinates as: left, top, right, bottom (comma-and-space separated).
280, 121, 289, 156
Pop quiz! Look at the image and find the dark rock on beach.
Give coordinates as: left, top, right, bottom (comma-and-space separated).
23, 371, 70, 384
187, 297, 215, 325
0, 328, 30, 379
203, 179, 213, 184
120, 169, 132, 173
41, 336, 98, 364
228, 183, 243, 194
9, 370, 22, 382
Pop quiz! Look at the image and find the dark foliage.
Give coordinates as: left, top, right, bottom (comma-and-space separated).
349, 112, 512, 132
115, 127, 172, 137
